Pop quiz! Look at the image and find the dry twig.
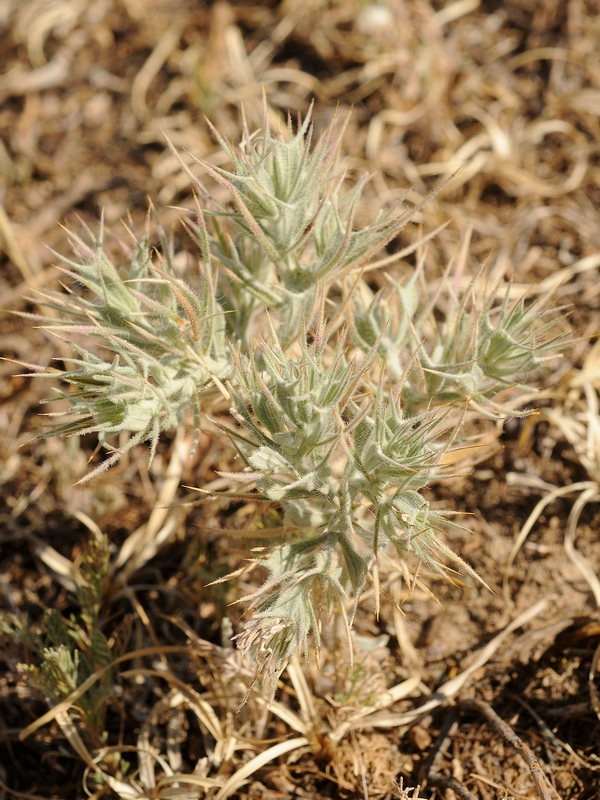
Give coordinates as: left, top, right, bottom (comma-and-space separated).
460, 698, 563, 800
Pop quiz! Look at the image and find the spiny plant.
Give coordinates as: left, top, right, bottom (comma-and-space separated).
25, 106, 565, 690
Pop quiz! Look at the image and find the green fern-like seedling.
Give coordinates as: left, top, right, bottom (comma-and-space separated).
3, 535, 115, 746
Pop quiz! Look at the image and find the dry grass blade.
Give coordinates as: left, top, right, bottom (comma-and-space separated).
0, 204, 37, 281
435, 0, 481, 26
564, 487, 600, 606
115, 427, 190, 578
19, 645, 195, 741
507, 377, 600, 603
131, 22, 186, 122
56, 711, 145, 799
333, 595, 552, 736
154, 774, 222, 792
426, 596, 552, 699
507, 253, 600, 298
24, 530, 87, 591
169, 688, 224, 751
286, 654, 318, 725
254, 696, 308, 736
120, 671, 226, 748
329, 674, 421, 744
391, 593, 423, 671
55, 709, 95, 768
503, 480, 596, 602
213, 737, 310, 800
0, 45, 76, 103
137, 728, 160, 791
70, 508, 104, 540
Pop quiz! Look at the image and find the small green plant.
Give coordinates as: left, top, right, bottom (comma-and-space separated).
1, 535, 114, 746
27, 107, 565, 690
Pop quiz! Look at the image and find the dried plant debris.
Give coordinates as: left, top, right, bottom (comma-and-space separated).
1, 1, 600, 799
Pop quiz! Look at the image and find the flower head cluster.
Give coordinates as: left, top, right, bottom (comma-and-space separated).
29, 221, 228, 480
352, 267, 565, 415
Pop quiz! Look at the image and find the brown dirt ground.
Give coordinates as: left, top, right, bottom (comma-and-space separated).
1, 1, 600, 798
